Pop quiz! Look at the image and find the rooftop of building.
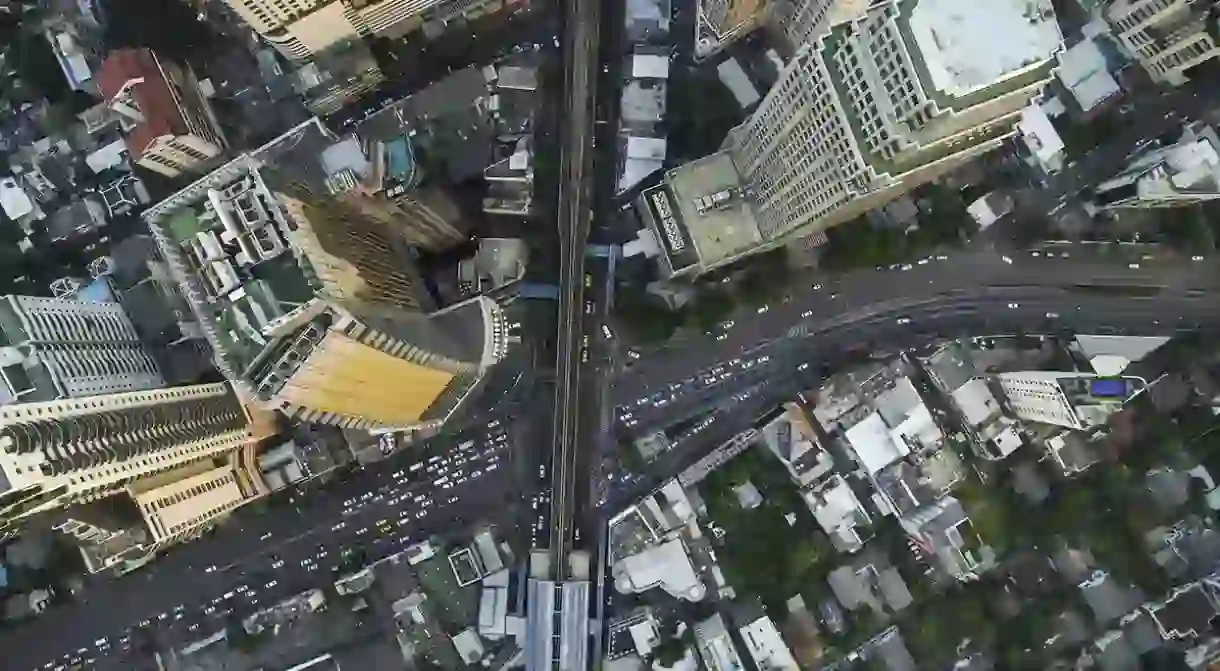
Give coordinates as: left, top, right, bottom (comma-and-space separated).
625, 0, 669, 40
906, 0, 1062, 98
621, 79, 666, 129
1056, 35, 1121, 113
95, 48, 188, 157
357, 66, 494, 184
662, 151, 762, 269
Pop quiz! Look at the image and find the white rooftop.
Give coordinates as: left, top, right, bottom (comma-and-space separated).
846, 412, 910, 474
908, 0, 1062, 97
1056, 38, 1120, 112
0, 177, 34, 220
738, 616, 799, 671
87, 138, 129, 174
716, 58, 759, 108
952, 378, 1002, 428
1018, 104, 1065, 171
805, 475, 868, 552
632, 53, 670, 80
612, 539, 706, 601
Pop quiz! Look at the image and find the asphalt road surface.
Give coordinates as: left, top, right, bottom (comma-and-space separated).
2, 415, 532, 671
614, 248, 1220, 402
547, 0, 599, 573
601, 288, 1220, 509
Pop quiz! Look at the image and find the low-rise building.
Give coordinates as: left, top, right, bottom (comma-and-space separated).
900, 496, 997, 581
97, 48, 226, 178
995, 371, 1146, 431
804, 475, 872, 553
1093, 122, 1220, 209
694, 614, 744, 671
738, 614, 798, 671
826, 551, 913, 616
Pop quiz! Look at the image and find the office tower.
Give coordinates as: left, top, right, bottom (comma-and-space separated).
1106, 0, 1220, 86
144, 119, 508, 431
0, 294, 164, 403
221, 0, 510, 61
639, 0, 1062, 280
995, 372, 1145, 430
96, 49, 227, 178
1093, 121, 1220, 209
0, 383, 251, 542
775, 0, 869, 50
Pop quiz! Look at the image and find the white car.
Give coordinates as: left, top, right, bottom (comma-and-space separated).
896, 317, 911, 325
1192, 255, 1205, 261
1128, 263, 1140, 269
756, 305, 769, 314
1008, 302, 1020, 309
798, 363, 810, 371
1002, 256, 1013, 264
1046, 312, 1059, 318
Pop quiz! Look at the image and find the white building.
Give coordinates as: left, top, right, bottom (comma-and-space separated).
647, 0, 1063, 279
611, 538, 707, 601
0, 295, 164, 404
1106, 0, 1220, 86
738, 615, 799, 671
0, 383, 252, 537
1093, 122, 1220, 209
996, 372, 1145, 430
694, 614, 744, 671
804, 474, 872, 553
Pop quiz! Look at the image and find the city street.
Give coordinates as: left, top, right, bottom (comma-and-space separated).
1, 413, 537, 671
613, 247, 1220, 403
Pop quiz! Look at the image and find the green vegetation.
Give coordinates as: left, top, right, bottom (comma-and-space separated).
819, 185, 972, 272
614, 250, 791, 344
701, 448, 834, 609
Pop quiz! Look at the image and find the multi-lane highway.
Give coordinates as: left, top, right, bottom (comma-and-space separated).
2, 416, 530, 671
600, 286, 1220, 510
547, 0, 599, 574
613, 248, 1220, 403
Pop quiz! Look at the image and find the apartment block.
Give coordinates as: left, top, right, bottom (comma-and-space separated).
1093, 122, 1220, 209
644, 0, 1062, 280
96, 49, 226, 178
996, 372, 1145, 430
0, 383, 251, 537
224, 0, 516, 61
1106, 0, 1220, 86
0, 294, 164, 403
143, 119, 507, 431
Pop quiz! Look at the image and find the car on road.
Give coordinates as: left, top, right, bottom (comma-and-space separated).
1193, 255, 1205, 261
896, 317, 911, 325
1008, 302, 1020, 309
1128, 263, 1140, 269
1046, 312, 1059, 318
1002, 256, 1013, 264
626, 349, 641, 360
801, 310, 813, 318
722, 320, 735, 329
756, 305, 769, 314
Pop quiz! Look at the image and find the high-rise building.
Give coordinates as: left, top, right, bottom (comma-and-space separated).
774, 0, 870, 50
995, 372, 1146, 430
1093, 121, 1220, 209
221, 0, 513, 61
0, 383, 252, 539
0, 294, 164, 404
96, 49, 227, 178
1106, 0, 1220, 87
144, 119, 508, 431
641, 0, 1062, 280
